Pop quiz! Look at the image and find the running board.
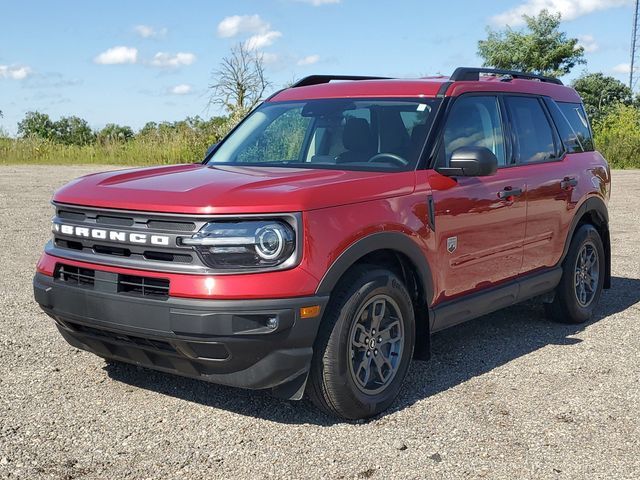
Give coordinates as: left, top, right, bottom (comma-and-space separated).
431, 267, 562, 332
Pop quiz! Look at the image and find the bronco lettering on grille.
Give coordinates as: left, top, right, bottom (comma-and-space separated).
53, 223, 170, 246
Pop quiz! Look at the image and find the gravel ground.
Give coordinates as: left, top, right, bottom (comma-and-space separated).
0, 165, 639, 480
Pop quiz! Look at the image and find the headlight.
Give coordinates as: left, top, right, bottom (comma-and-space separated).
181, 220, 296, 270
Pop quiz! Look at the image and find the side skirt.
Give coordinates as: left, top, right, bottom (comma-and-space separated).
430, 267, 562, 333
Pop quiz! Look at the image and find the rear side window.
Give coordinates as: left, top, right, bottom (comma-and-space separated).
505, 96, 559, 164
558, 102, 594, 152
545, 99, 582, 153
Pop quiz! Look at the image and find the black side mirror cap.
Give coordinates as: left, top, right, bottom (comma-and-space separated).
437, 147, 498, 177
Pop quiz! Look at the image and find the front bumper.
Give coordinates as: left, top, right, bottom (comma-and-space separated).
33, 271, 328, 393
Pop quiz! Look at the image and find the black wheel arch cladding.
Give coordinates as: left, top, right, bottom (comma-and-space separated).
316, 232, 434, 305
561, 196, 611, 289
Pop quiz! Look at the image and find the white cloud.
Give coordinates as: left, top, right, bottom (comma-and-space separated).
491, 0, 631, 26
577, 34, 599, 53
134, 24, 168, 38
150, 52, 196, 68
217, 14, 282, 50
297, 54, 320, 66
245, 31, 282, 50
613, 63, 632, 74
0, 65, 32, 80
295, 0, 341, 4
170, 84, 192, 95
217, 14, 270, 38
94, 46, 138, 65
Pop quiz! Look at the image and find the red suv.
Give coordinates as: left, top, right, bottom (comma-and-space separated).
34, 68, 611, 419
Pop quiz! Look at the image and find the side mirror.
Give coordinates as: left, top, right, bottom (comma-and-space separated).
438, 147, 498, 177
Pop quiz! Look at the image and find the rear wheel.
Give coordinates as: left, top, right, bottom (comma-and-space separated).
307, 266, 415, 420
545, 224, 605, 324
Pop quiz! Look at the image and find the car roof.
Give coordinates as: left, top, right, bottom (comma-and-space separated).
269, 75, 582, 104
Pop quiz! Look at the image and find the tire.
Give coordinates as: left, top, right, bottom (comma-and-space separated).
545, 224, 605, 324
307, 266, 415, 420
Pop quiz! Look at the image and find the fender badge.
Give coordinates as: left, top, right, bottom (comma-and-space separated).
447, 236, 458, 253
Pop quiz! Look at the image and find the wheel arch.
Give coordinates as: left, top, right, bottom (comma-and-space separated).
562, 196, 611, 289
315, 232, 434, 359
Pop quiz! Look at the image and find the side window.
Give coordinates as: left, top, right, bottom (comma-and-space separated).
440, 96, 506, 167
545, 98, 583, 153
558, 102, 594, 151
505, 96, 559, 164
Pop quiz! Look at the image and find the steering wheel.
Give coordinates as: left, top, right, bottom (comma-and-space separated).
367, 152, 409, 167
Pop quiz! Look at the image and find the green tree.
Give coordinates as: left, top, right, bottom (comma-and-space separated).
594, 103, 640, 169
97, 123, 134, 143
53, 116, 94, 146
17, 111, 55, 140
572, 73, 633, 124
478, 10, 585, 78
138, 121, 159, 137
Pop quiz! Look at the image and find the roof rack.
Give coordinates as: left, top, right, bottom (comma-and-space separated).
291, 75, 392, 88
450, 67, 563, 85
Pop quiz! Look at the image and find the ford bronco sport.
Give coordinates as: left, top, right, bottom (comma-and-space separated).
34, 67, 611, 420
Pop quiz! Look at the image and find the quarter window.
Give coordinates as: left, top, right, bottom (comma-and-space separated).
558, 102, 594, 151
440, 96, 506, 167
505, 97, 558, 164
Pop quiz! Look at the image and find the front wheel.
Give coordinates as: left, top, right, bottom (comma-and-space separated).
307, 266, 415, 420
545, 224, 605, 324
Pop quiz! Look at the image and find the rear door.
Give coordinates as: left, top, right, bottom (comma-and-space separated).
427, 94, 527, 303
503, 95, 578, 273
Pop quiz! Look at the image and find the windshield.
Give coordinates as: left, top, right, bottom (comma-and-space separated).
206, 98, 440, 171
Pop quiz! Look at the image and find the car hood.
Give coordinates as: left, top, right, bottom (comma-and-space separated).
53, 164, 416, 214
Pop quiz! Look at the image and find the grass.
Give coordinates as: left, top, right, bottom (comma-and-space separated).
0, 134, 212, 166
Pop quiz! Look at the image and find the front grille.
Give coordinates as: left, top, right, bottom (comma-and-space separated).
59, 210, 86, 221
146, 220, 196, 232
51, 204, 205, 272
55, 264, 95, 287
94, 244, 131, 257
118, 275, 170, 298
96, 215, 134, 227
143, 251, 193, 263
55, 238, 83, 251
55, 240, 193, 264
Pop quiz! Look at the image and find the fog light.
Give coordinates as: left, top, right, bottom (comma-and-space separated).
266, 317, 279, 330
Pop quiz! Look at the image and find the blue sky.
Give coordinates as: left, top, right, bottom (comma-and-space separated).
0, 0, 635, 135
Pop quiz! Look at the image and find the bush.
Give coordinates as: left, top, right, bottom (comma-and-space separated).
593, 104, 640, 169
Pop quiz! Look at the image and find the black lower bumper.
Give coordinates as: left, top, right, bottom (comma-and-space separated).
33, 272, 328, 394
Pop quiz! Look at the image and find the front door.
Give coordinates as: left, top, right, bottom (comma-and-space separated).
427, 94, 526, 304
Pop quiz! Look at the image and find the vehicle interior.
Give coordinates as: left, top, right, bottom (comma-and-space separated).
208, 99, 439, 170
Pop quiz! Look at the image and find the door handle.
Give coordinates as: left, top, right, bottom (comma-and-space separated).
561, 177, 578, 190
497, 187, 523, 200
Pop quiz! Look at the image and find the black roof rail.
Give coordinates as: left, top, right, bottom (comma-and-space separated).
291, 75, 392, 88
450, 67, 563, 85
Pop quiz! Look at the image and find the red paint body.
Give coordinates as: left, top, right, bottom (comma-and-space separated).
40, 76, 611, 308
